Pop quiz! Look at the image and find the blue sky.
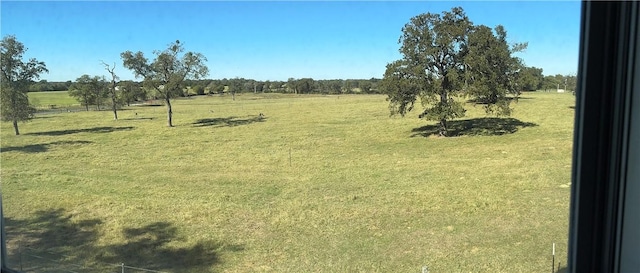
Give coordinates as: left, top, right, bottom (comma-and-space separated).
1, 1, 581, 82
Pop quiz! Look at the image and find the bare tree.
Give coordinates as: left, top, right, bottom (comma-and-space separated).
101, 61, 119, 120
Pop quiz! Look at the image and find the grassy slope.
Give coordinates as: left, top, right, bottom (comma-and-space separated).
28, 91, 78, 108
1, 92, 574, 272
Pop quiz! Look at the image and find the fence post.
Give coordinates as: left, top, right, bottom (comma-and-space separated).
19, 245, 23, 271
121, 263, 125, 273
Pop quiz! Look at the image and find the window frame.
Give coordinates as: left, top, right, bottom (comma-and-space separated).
568, 1, 639, 272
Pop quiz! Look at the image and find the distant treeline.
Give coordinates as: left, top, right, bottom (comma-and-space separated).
28, 73, 577, 94
187, 77, 385, 95
28, 80, 74, 92
27, 78, 384, 94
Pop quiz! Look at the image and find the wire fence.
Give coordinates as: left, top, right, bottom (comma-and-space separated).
12, 246, 168, 273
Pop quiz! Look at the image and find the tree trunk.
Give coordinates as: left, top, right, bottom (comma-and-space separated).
111, 82, 118, 119
166, 98, 173, 127
111, 95, 118, 120
85, 103, 89, 111
439, 118, 447, 137
232, 92, 235, 101
439, 90, 448, 137
12, 120, 20, 135
489, 93, 498, 104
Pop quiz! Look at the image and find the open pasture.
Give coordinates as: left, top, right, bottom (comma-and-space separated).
1, 92, 574, 272
27, 91, 78, 109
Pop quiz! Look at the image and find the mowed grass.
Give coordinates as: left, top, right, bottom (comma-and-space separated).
27, 91, 78, 108
1, 92, 574, 272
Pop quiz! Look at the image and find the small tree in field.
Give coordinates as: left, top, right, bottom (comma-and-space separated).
101, 61, 120, 120
69, 74, 107, 111
121, 40, 208, 127
118, 80, 145, 106
1, 35, 48, 135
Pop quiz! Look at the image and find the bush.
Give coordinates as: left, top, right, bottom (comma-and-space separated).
193, 85, 205, 95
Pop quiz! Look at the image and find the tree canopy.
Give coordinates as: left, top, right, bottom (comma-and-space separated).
1, 35, 48, 135
382, 7, 527, 136
517, 66, 544, 92
121, 40, 208, 127
68, 74, 107, 111
464, 25, 526, 116
118, 80, 146, 106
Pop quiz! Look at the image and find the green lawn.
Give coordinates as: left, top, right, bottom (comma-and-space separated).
28, 90, 78, 108
1, 92, 574, 272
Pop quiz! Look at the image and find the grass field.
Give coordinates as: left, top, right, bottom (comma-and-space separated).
27, 91, 78, 108
1, 92, 574, 272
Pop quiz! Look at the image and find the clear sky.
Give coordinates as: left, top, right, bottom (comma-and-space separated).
1, 1, 581, 82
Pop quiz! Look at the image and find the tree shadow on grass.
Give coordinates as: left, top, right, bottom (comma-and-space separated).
33, 115, 56, 119
4, 208, 242, 272
120, 117, 155, 121
4, 208, 103, 272
102, 222, 243, 272
411, 117, 537, 137
466, 96, 532, 104
193, 115, 267, 128
25, 126, 134, 136
0, 140, 92, 153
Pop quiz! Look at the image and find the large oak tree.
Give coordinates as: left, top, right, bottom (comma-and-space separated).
0, 35, 48, 135
384, 7, 471, 137
121, 40, 208, 127
383, 7, 526, 136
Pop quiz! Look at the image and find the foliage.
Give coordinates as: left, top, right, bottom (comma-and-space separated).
382, 7, 528, 136
292, 78, 315, 94
0, 35, 48, 135
227, 78, 244, 100
192, 84, 205, 95
206, 80, 225, 94
254, 82, 264, 93
268, 81, 284, 92
517, 66, 544, 91
28, 80, 72, 92
383, 7, 471, 136
118, 80, 146, 106
68, 75, 107, 111
541, 74, 577, 92
121, 40, 208, 127
380, 60, 421, 116
464, 25, 526, 116
179, 78, 379, 95
343, 80, 355, 94
326, 80, 343, 94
